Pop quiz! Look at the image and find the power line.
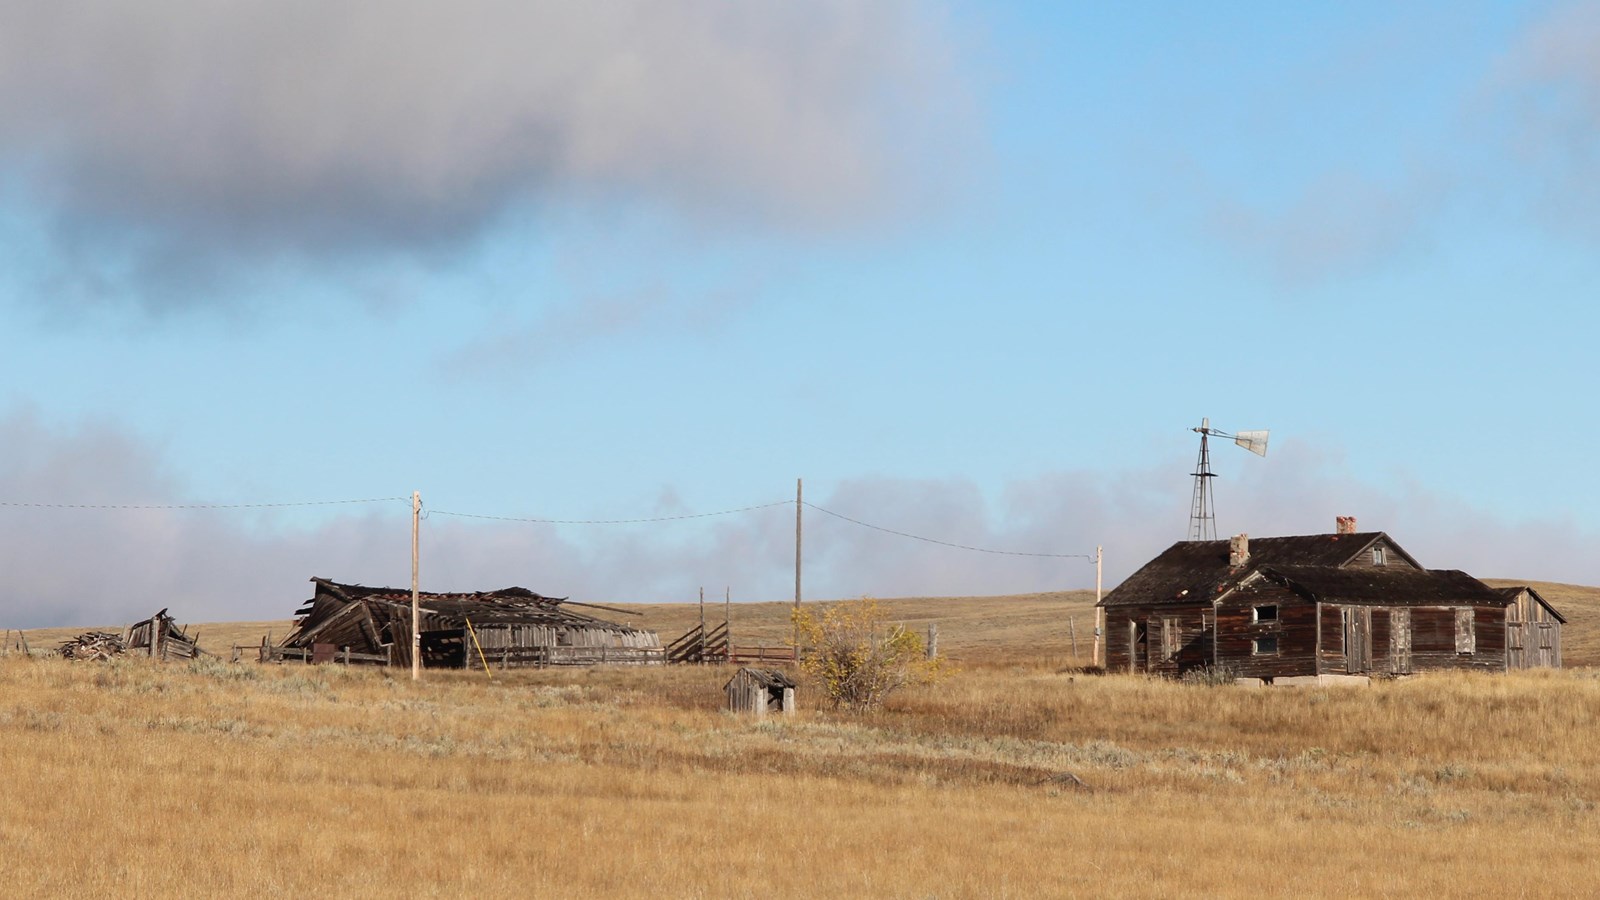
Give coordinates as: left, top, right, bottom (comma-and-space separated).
0, 491, 1096, 561
802, 501, 1095, 560
427, 499, 794, 525
0, 496, 409, 510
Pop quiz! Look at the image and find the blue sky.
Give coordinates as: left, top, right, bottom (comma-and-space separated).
1, 1, 1597, 627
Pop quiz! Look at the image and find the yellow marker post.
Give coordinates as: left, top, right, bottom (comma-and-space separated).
463, 617, 493, 677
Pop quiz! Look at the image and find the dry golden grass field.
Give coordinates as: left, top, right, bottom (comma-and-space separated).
5, 584, 1600, 897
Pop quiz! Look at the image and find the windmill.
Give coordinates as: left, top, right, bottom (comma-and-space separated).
1188, 418, 1269, 541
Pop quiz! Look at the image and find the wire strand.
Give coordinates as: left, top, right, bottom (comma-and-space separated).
0, 496, 410, 511
428, 499, 794, 525
803, 501, 1095, 560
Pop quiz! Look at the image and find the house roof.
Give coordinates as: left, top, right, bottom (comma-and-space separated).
1099, 532, 1414, 607
1261, 565, 1511, 607
1494, 585, 1569, 624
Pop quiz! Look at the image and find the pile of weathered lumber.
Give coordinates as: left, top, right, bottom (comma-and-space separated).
59, 632, 126, 661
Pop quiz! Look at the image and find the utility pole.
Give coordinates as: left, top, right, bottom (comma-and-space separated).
793, 478, 803, 657
1093, 545, 1104, 668
412, 490, 421, 682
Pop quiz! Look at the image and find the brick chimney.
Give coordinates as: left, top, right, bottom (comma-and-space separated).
1336, 516, 1357, 535
1229, 533, 1249, 567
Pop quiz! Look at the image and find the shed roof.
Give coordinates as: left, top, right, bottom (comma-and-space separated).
1100, 532, 1414, 607
1494, 585, 1569, 624
725, 667, 796, 690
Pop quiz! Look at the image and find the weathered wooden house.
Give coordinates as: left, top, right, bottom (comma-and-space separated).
1098, 518, 1562, 684
1496, 585, 1565, 669
273, 578, 663, 668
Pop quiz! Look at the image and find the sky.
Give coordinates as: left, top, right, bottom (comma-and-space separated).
2, 1, 1598, 628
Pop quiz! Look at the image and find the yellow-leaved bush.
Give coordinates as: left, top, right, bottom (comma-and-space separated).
792, 598, 944, 710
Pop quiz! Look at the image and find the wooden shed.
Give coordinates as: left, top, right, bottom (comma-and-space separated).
1496, 586, 1565, 669
1097, 519, 1561, 684
725, 667, 795, 716
271, 578, 663, 668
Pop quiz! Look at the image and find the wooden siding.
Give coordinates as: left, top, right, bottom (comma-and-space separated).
1318, 604, 1507, 674
1101, 604, 1212, 675
1110, 595, 1511, 678
1215, 583, 1317, 679
1341, 539, 1417, 571
1505, 589, 1563, 669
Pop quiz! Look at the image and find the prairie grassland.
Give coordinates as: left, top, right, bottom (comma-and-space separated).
2, 651, 1598, 898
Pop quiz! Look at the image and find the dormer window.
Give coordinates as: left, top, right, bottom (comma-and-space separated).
1372, 545, 1386, 566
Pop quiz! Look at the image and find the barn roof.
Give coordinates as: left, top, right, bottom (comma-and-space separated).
1495, 585, 1569, 624
282, 577, 651, 650
1261, 566, 1511, 607
1100, 532, 1415, 608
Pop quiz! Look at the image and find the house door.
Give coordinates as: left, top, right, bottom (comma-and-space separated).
1389, 608, 1412, 675
1128, 620, 1148, 673
1342, 607, 1372, 673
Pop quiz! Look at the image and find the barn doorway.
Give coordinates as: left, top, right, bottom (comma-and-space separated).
1342, 607, 1372, 673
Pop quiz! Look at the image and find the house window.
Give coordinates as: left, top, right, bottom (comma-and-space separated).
1455, 608, 1475, 655
1372, 545, 1387, 566
1253, 605, 1278, 623
1254, 636, 1279, 655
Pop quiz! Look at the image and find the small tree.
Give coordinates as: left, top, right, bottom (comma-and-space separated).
793, 598, 942, 711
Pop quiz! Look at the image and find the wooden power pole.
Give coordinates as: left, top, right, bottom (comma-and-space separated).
793, 478, 803, 657
412, 490, 422, 682
1093, 544, 1104, 668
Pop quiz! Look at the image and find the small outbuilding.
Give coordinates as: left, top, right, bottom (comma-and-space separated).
1496, 586, 1565, 669
725, 667, 796, 716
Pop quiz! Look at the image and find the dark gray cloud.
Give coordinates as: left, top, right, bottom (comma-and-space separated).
3, 413, 1592, 629
0, 1, 966, 305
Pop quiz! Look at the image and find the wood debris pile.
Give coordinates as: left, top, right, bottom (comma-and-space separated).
59, 632, 126, 661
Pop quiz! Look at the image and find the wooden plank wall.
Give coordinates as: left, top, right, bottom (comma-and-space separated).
1340, 539, 1417, 571
1318, 604, 1507, 675
1216, 583, 1318, 679
1101, 603, 1210, 674
1506, 591, 1562, 669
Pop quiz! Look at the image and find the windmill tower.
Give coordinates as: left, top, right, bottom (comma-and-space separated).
1188, 418, 1269, 541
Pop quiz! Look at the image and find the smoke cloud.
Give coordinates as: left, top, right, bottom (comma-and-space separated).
2, 412, 1593, 629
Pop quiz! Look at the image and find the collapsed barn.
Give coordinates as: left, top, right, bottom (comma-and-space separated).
271, 578, 663, 668
126, 608, 203, 661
